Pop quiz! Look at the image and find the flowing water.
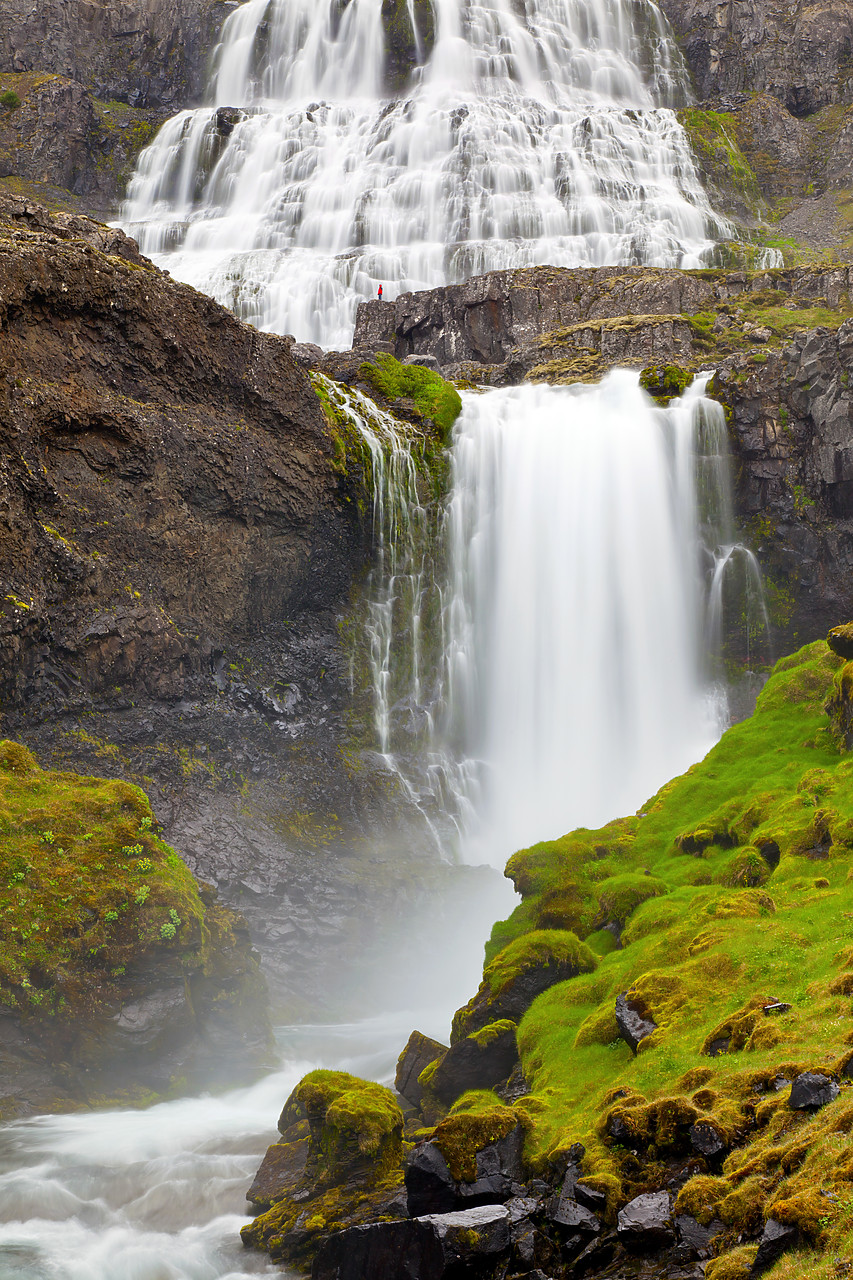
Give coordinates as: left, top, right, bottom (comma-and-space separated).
0, 1015, 441, 1280
120, 0, 730, 346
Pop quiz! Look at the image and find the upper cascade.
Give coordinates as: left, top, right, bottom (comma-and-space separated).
120, 0, 729, 346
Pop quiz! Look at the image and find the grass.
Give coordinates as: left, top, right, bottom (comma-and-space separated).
0, 740, 210, 1045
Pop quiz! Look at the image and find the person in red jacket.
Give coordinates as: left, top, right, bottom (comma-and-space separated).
377, 284, 383, 300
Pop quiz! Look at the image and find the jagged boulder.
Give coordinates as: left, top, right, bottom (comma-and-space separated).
406, 1107, 524, 1216
616, 1192, 675, 1250
429, 1021, 519, 1105
396, 1030, 449, 1107
788, 1072, 840, 1111
752, 1218, 799, 1275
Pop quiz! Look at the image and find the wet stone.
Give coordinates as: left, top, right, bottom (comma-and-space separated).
615, 993, 657, 1052
789, 1071, 840, 1111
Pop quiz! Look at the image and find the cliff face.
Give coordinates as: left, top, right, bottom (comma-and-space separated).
0, 0, 231, 215
353, 264, 853, 651
659, 0, 853, 117
0, 0, 229, 110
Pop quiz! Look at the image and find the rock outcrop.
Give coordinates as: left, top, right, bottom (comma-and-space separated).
659, 0, 853, 118
0, 740, 272, 1118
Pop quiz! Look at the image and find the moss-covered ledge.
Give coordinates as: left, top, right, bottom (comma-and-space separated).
0, 741, 272, 1117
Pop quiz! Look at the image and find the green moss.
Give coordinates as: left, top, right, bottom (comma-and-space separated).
443, 636, 853, 1276
431, 1100, 518, 1181
483, 929, 597, 996
639, 364, 692, 405
357, 353, 461, 442
677, 107, 763, 219
0, 90, 21, 111
469, 1019, 517, 1048
295, 1069, 402, 1167
0, 740, 208, 1036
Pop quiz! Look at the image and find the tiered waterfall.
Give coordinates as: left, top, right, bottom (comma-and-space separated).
120, 0, 729, 346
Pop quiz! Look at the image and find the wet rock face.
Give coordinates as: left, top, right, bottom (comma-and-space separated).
0, 196, 354, 718
658, 0, 853, 117
0, 0, 231, 110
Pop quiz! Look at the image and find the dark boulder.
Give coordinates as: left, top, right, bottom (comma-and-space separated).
405, 1141, 457, 1216
575, 1184, 607, 1214
752, 1218, 799, 1275
689, 1120, 727, 1159
311, 1204, 511, 1280
788, 1072, 840, 1111
676, 1214, 724, 1259
430, 1023, 518, 1105
616, 1192, 674, 1250
455, 1126, 525, 1208
396, 1030, 449, 1107
614, 994, 657, 1053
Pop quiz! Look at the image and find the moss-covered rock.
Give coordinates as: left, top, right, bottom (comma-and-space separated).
381, 0, 435, 95
242, 1070, 407, 1269
451, 929, 597, 1044
0, 741, 271, 1116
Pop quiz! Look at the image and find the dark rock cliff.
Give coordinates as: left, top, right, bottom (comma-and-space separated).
659, 0, 853, 117
354, 264, 853, 651
0, 197, 498, 1021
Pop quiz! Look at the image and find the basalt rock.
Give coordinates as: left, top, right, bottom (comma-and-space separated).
615, 993, 657, 1053
429, 1022, 519, 1106
658, 0, 853, 117
752, 1217, 800, 1275
788, 1071, 840, 1111
616, 1192, 675, 1250
0, 0, 232, 111
396, 1030, 450, 1108
312, 1204, 511, 1280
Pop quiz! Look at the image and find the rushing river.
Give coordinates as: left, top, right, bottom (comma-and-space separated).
0, 1013, 447, 1280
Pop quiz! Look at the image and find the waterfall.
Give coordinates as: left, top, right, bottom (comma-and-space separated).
354, 370, 766, 867
120, 0, 729, 347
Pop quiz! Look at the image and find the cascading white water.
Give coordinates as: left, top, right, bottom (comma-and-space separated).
428, 371, 727, 863
120, 0, 729, 346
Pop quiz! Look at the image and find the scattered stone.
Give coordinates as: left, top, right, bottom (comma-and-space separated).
706, 1036, 730, 1058
615, 993, 657, 1052
312, 1204, 511, 1280
575, 1184, 607, 1213
752, 1217, 800, 1275
395, 1030, 448, 1107
788, 1071, 840, 1111
616, 1191, 675, 1250
689, 1120, 727, 1159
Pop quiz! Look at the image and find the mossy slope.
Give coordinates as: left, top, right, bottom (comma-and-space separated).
472, 637, 853, 1272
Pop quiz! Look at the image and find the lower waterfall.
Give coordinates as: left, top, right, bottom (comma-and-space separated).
357, 372, 769, 865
